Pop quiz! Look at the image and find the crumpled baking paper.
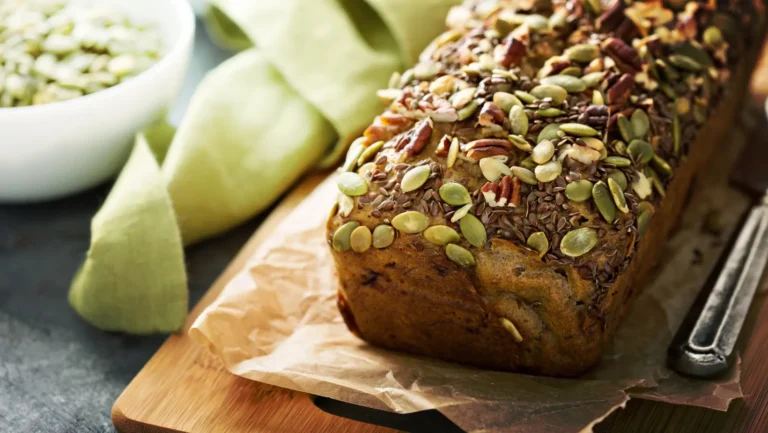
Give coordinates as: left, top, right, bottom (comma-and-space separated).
189, 118, 756, 432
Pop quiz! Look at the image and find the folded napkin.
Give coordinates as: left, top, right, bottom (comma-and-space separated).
69, 0, 461, 333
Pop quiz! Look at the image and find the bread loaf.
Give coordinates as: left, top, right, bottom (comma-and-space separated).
327, 0, 765, 376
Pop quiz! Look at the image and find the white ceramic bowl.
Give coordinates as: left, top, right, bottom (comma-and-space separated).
0, 0, 195, 202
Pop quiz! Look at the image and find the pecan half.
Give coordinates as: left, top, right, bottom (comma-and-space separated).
495, 35, 526, 69
481, 175, 519, 207
404, 118, 434, 156
468, 146, 509, 160
606, 73, 635, 104
578, 104, 609, 126
478, 102, 506, 127
597, 0, 627, 32
365, 114, 415, 145
466, 138, 513, 151
435, 135, 451, 157
601, 37, 642, 74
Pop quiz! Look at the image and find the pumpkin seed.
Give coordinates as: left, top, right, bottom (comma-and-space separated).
458, 98, 481, 120
358, 141, 384, 166
608, 178, 629, 213
480, 157, 512, 182
559, 123, 599, 137
631, 109, 650, 138
672, 114, 681, 155
565, 179, 593, 202
414, 61, 439, 80
534, 160, 562, 183
566, 143, 601, 164
532, 140, 555, 164
451, 87, 477, 109
604, 156, 631, 167
509, 105, 529, 136
440, 182, 471, 205
592, 181, 616, 222
667, 54, 702, 72
337, 193, 355, 217
607, 170, 628, 190
509, 166, 536, 185
350, 226, 373, 253
451, 203, 473, 223
613, 140, 627, 155
499, 318, 524, 342
560, 66, 582, 77
429, 75, 455, 96
581, 71, 604, 88
338, 172, 368, 196
332, 222, 360, 252
536, 108, 566, 117
447, 137, 460, 168
565, 44, 600, 63
520, 157, 538, 171
617, 114, 633, 142
632, 172, 653, 199
586, 0, 602, 14
524, 14, 550, 32
526, 232, 549, 257
424, 225, 461, 246
651, 155, 673, 178
659, 82, 677, 99
646, 167, 666, 197
508, 134, 533, 152
493, 91, 523, 112
537, 123, 562, 143
627, 139, 654, 164
549, 10, 567, 29
560, 228, 598, 257
446, 244, 476, 267
675, 98, 690, 115
674, 42, 712, 67
582, 137, 607, 160
514, 90, 536, 104
638, 201, 655, 215
592, 90, 605, 106
540, 75, 587, 93
401, 165, 431, 192
372, 225, 395, 248
459, 214, 487, 247
357, 162, 377, 180
343, 139, 365, 172
391, 211, 429, 234
637, 210, 652, 237
703, 26, 724, 47
531, 84, 568, 105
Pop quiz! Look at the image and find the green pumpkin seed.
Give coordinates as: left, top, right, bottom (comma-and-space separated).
451, 87, 477, 109
514, 90, 536, 104
520, 157, 538, 171
440, 182, 471, 205
338, 172, 368, 196
511, 166, 538, 185
617, 114, 633, 142
656, 59, 680, 82
607, 170, 628, 190
703, 26, 724, 47
526, 232, 549, 257
480, 157, 512, 182
532, 139, 555, 164
509, 134, 533, 152
581, 137, 607, 160
328, 201, 339, 220
565, 179, 593, 202
632, 172, 653, 199
540, 75, 586, 93
499, 318, 524, 342
357, 162, 377, 180
608, 178, 629, 213
446, 244, 475, 267
659, 82, 677, 99
451, 203, 473, 223
509, 105, 529, 136
391, 211, 429, 234
343, 140, 365, 172
559, 123, 599, 137
560, 66, 582, 77
350, 226, 373, 253
560, 227, 598, 257
631, 110, 650, 138
459, 214, 487, 247
423, 225, 461, 246
372, 225, 395, 248
357, 141, 384, 166
672, 114, 681, 155
549, 10, 567, 29
401, 165, 432, 192
332, 221, 360, 252
637, 210, 652, 237
414, 62, 439, 80
667, 54, 702, 72
524, 14, 550, 32
674, 42, 712, 67
565, 44, 600, 63
592, 90, 605, 106
337, 193, 354, 217
534, 160, 562, 183
638, 201, 655, 215
581, 72, 604, 88
531, 84, 568, 105
537, 108, 566, 117
445, 138, 460, 169
627, 139, 654, 164
458, 99, 481, 121
613, 140, 627, 155
592, 181, 616, 223
604, 156, 631, 167
651, 155, 673, 178
646, 167, 666, 198
537, 123, 562, 143
493, 91, 522, 112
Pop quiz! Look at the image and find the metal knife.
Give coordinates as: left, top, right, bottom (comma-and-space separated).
668, 107, 768, 378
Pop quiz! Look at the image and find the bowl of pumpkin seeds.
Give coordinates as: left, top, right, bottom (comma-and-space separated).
0, 0, 194, 202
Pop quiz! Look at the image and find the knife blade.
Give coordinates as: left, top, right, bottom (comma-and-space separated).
668, 106, 768, 378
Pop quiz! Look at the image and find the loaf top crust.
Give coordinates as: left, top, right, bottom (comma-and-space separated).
328, 0, 759, 299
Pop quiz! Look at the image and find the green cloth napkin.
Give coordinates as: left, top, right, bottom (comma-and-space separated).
69, 0, 461, 333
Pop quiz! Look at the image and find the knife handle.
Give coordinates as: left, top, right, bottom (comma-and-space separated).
668, 196, 768, 378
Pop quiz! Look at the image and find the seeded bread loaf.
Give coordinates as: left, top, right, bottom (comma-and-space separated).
327, 0, 765, 376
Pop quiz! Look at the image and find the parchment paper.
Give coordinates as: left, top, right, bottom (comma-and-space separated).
190, 117, 758, 433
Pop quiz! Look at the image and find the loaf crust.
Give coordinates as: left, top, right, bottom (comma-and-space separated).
328, 0, 765, 376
